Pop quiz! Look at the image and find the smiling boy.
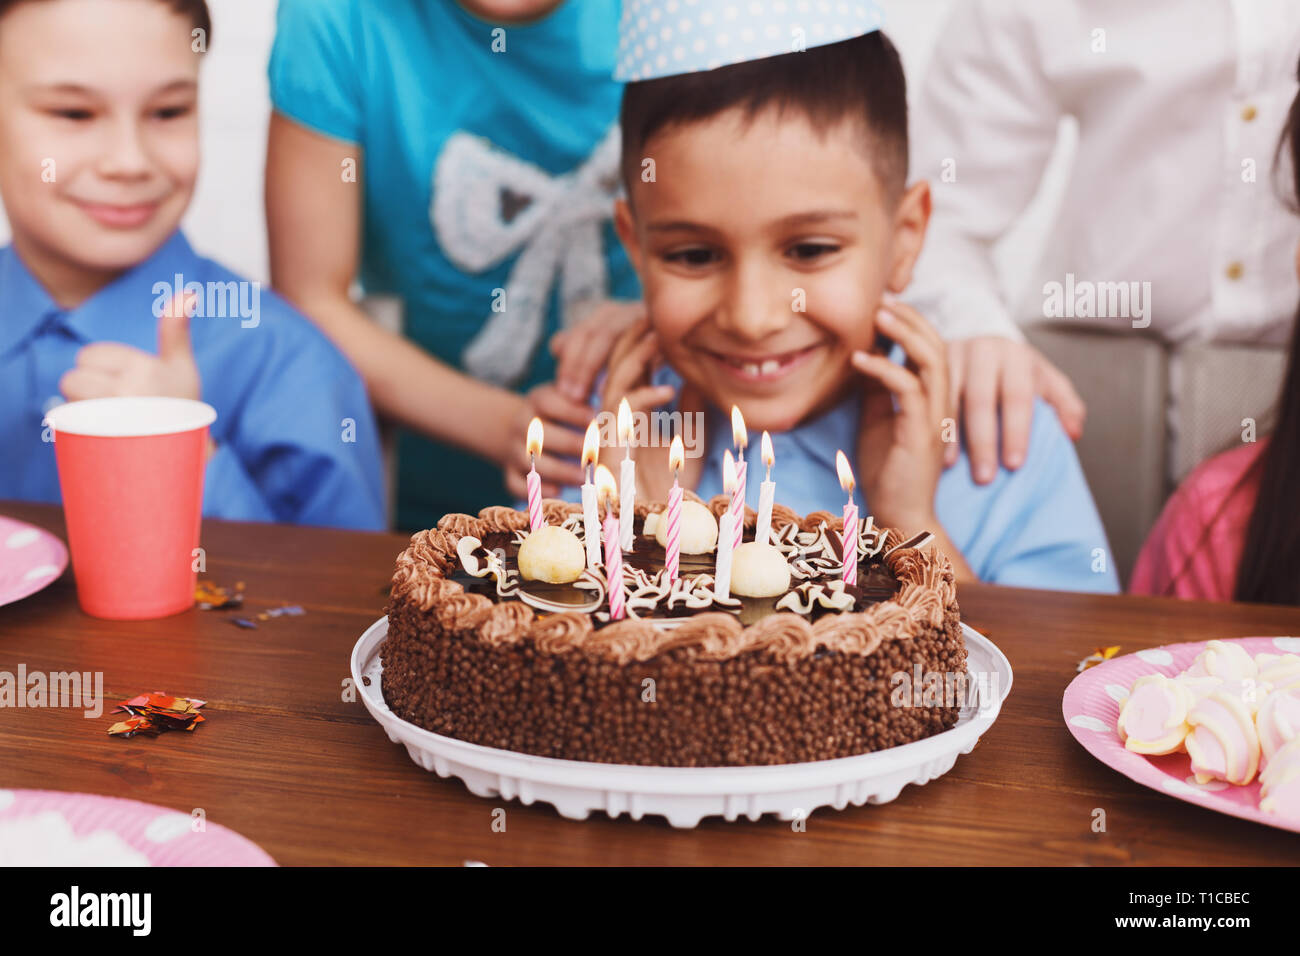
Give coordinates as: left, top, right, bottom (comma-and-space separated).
0, 0, 384, 529
593, 14, 1117, 592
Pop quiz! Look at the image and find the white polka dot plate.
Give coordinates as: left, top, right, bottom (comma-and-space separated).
0, 514, 67, 608
1063, 637, 1300, 833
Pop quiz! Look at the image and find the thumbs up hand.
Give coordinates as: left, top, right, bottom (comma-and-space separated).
60, 292, 201, 403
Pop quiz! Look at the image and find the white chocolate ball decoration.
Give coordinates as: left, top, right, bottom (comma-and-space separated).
516, 525, 586, 584
654, 500, 718, 555
728, 542, 792, 598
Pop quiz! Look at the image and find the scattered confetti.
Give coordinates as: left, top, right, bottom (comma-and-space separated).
108, 692, 207, 738
1076, 645, 1122, 673
198, 579, 306, 625
196, 580, 243, 610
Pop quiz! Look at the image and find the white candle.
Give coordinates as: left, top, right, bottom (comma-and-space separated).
715, 512, 734, 600
580, 422, 601, 569
714, 452, 738, 599
755, 430, 775, 545
618, 398, 636, 551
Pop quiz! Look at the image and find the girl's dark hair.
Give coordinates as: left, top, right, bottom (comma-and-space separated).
1232, 62, 1300, 603
0, 0, 211, 38
620, 31, 908, 199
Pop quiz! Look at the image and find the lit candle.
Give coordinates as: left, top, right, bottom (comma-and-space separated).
665, 435, 685, 584
526, 417, 544, 532
595, 463, 616, 518
580, 421, 601, 570
597, 466, 624, 619
715, 451, 737, 600
617, 397, 636, 552
835, 449, 858, 587
755, 430, 776, 546
730, 405, 747, 550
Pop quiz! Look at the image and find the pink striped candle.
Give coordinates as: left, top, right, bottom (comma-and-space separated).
730, 406, 747, 547
841, 502, 858, 587
526, 417, 544, 532
603, 510, 624, 619
835, 449, 857, 587
665, 435, 684, 584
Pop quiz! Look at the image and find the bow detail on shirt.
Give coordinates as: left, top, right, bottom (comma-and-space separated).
431, 125, 621, 387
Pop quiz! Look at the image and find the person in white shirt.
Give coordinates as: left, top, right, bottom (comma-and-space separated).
908, 0, 1300, 484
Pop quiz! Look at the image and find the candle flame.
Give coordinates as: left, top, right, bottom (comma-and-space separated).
669, 434, 684, 473
526, 417, 544, 458
835, 449, 855, 494
581, 420, 600, 470
731, 405, 747, 450
617, 397, 633, 445
723, 448, 737, 494
761, 430, 774, 468
595, 463, 618, 505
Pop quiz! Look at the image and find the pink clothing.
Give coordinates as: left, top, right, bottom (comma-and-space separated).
1130, 441, 1266, 600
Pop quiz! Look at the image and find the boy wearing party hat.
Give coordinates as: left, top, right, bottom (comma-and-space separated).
592, 1, 1116, 591
0, 0, 384, 528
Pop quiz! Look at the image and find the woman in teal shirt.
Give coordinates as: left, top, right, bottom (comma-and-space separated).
265, 0, 644, 528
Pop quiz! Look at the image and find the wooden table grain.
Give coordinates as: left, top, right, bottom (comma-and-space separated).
2, 500, 1298, 866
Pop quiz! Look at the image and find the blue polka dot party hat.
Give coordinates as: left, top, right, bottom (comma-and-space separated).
615, 0, 885, 82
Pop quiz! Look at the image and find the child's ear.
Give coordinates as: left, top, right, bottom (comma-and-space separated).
885, 180, 932, 293
613, 198, 645, 276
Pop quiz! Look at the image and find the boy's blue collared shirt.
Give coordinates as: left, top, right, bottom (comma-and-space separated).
562, 367, 1119, 594
0, 232, 386, 530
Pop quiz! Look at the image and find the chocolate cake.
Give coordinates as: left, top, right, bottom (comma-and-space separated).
380, 496, 966, 767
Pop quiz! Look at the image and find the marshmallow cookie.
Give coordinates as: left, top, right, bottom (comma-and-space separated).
1256, 653, 1300, 693
1256, 686, 1300, 765
1117, 675, 1195, 755
1184, 689, 1261, 785
1181, 640, 1257, 682
1260, 737, 1300, 822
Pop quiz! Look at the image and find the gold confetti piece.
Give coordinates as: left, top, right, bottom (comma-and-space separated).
1076, 645, 1122, 672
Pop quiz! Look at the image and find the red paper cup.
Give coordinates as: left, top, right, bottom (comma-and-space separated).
45, 397, 217, 620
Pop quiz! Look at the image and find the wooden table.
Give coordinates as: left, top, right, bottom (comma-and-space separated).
2, 501, 1298, 866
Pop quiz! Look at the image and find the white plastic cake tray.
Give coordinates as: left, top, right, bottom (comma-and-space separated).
351, 618, 1013, 828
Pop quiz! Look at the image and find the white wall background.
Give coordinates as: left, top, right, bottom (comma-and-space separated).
0, 0, 1071, 302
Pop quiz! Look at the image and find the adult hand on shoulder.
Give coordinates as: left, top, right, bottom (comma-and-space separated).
946, 336, 1085, 483
502, 302, 649, 500
549, 299, 648, 403
59, 292, 201, 403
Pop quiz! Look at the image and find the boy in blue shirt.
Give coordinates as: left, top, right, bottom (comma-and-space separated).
583, 5, 1117, 593
0, 0, 384, 530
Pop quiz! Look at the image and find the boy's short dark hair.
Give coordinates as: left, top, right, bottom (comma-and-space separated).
620, 31, 908, 200
0, 0, 211, 39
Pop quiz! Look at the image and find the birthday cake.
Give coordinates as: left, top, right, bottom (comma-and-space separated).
380, 491, 966, 768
